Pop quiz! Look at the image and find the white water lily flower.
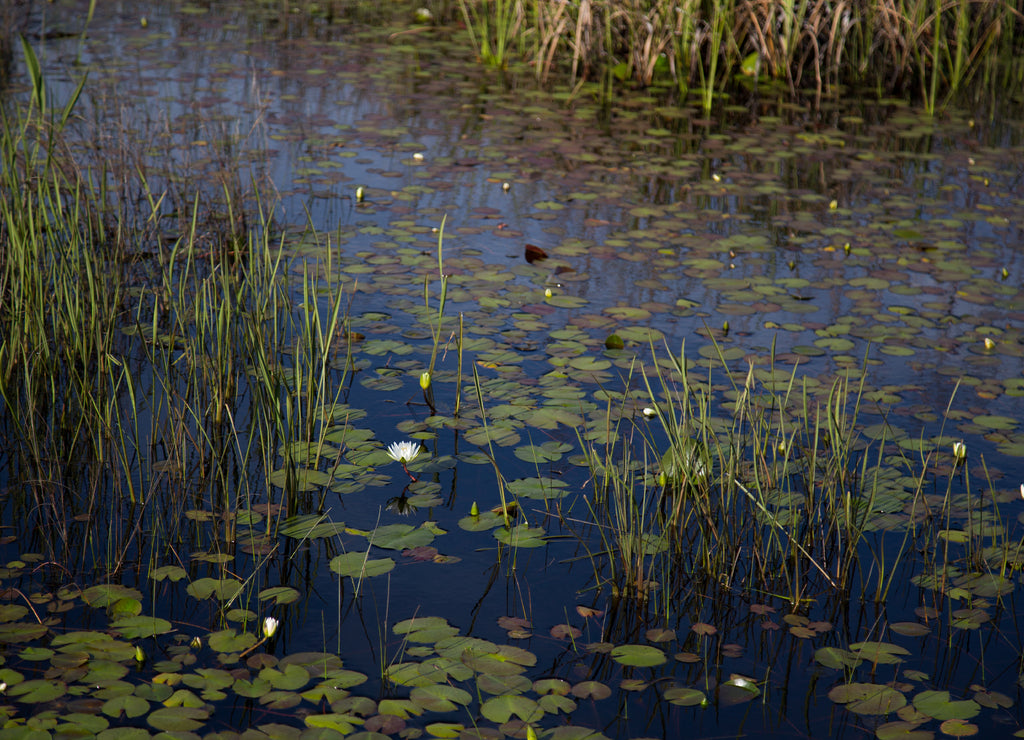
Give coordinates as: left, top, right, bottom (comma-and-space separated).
952, 441, 966, 461
642, 407, 657, 418
386, 441, 420, 464
263, 616, 279, 638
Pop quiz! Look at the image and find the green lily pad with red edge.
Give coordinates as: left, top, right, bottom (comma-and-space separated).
828, 683, 907, 715
610, 644, 666, 667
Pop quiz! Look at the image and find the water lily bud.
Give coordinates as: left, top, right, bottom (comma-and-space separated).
135, 645, 145, 663
470, 501, 479, 516
1001, 267, 1009, 280
642, 407, 657, 419
657, 472, 667, 487
983, 337, 996, 350
1020, 484, 1023, 500
263, 616, 279, 639
843, 243, 850, 254
140, 16, 148, 27
502, 182, 510, 192
777, 441, 786, 455
190, 636, 202, 650
355, 186, 364, 203
829, 199, 838, 210
544, 288, 552, 298
0, 681, 6, 694
419, 371, 431, 390
722, 320, 730, 334
952, 441, 966, 462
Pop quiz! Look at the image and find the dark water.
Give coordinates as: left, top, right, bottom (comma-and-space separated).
4, 1, 1024, 738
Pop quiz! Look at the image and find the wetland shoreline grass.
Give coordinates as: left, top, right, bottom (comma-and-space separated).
453, 0, 1024, 112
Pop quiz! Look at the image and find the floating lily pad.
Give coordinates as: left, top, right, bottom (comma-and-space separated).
829, 683, 907, 715
329, 552, 395, 579
610, 644, 666, 667
912, 690, 980, 720
493, 524, 546, 548
664, 687, 706, 706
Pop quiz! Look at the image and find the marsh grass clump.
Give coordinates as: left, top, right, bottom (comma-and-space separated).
453, 0, 1024, 111
572, 340, 1008, 621
0, 41, 351, 576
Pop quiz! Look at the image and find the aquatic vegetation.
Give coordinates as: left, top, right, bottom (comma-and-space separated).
2, 6, 1024, 738
454, 0, 1024, 109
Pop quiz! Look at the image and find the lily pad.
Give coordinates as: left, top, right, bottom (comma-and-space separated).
329, 551, 395, 579
829, 683, 907, 715
610, 644, 666, 667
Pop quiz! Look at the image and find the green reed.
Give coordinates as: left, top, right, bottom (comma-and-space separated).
456, 0, 1024, 111
456, 0, 525, 68
0, 40, 359, 578
570, 337, 997, 615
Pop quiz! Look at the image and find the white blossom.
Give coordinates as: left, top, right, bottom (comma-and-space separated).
386, 441, 420, 464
